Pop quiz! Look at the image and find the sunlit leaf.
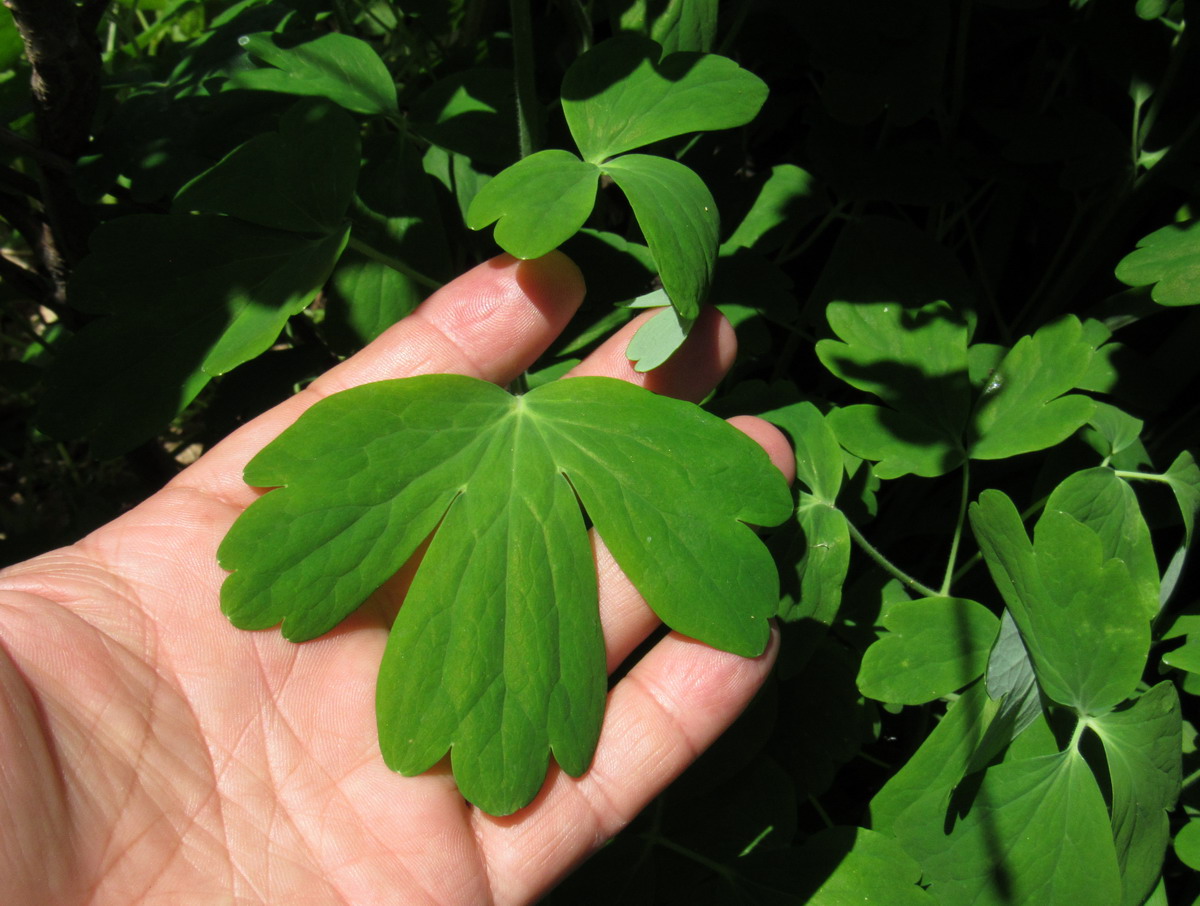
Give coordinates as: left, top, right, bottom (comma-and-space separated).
561, 36, 767, 163
219, 374, 792, 814
858, 597, 999, 705
465, 149, 599, 259
969, 489, 1148, 715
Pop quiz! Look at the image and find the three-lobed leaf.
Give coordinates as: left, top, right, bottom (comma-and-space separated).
819, 305, 1096, 478
219, 374, 792, 814
468, 37, 762, 328
1114, 219, 1200, 306
969, 488, 1148, 716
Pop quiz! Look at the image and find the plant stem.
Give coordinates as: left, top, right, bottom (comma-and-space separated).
940, 462, 970, 596
1114, 468, 1170, 484
346, 236, 442, 290
509, 0, 541, 159
846, 519, 940, 599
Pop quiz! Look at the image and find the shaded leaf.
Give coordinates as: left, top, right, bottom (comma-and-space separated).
858, 597, 999, 705
227, 32, 398, 115
969, 490, 1148, 715
778, 495, 850, 625
967, 315, 1095, 460
722, 164, 823, 255
611, 0, 719, 54
219, 375, 792, 814
817, 300, 970, 478
909, 750, 1123, 905
1164, 450, 1200, 547
792, 826, 936, 905
561, 36, 767, 163
1090, 682, 1182, 906
966, 609, 1044, 774
1115, 220, 1200, 306
466, 149, 599, 259
319, 249, 423, 353
174, 99, 359, 234
409, 67, 517, 167
38, 215, 346, 456
870, 682, 1000, 834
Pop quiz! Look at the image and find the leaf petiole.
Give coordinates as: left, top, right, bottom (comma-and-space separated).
345, 235, 441, 290
940, 462, 970, 596
846, 518, 940, 599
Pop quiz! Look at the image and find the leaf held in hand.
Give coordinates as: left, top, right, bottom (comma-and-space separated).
218, 374, 792, 815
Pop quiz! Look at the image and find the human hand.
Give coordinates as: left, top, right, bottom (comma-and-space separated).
0, 253, 793, 905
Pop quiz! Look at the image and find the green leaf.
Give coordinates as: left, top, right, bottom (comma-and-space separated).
603, 154, 719, 319
858, 597, 999, 705
722, 164, 823, 255
1175, 820, 1200, 871
318, 249, 423, 353
779, 495, 850, 625
870, 682, 1000, 834
466, 149, 599, 259
625, 305, 694, 372
612, 0, 719, 54
909, 750, 1123, 905
1086, 401, 1144, 458
226, 32, 399, 116
1163, 638, 1200, 673
561, 36, 767, 163
1115, 220, 1200, 306
1164, 450, 1200, 547
1046, 468, 1159, 619
408, 67, 517, 168
818, 300, 970, 478
792, 827, 937, 905
969, 490, 1148, 715
967, 315, 1095, 460
174, 100, 359, 234
1089, 682, 1182, 906
965, 609, 1045, 774
764, 401, 843, 503
219, 375, 792, 814
37, 215, 347, 456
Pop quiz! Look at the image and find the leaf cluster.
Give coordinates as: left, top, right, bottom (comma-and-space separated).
4, 0, 1200, 902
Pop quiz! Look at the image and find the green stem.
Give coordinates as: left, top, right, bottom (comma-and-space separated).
509, 0, 541, 158
641, 833, 735, 880
1068, 718, 1086, 753
940, 461, 970, 596
346, 236, 442, 290
846, 519, 940, 599
1114, 469, 1170, 484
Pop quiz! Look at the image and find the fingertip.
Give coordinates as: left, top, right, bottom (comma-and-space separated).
726, 415, 796, 486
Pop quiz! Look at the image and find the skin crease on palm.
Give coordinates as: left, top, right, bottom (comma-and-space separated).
0, 252, 794, 906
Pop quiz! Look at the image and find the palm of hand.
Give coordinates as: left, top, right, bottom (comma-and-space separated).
0, 255, 786, 905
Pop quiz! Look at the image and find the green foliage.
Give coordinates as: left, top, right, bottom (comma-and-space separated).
6, 0, 1200, 901
219, 374, 790, 814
